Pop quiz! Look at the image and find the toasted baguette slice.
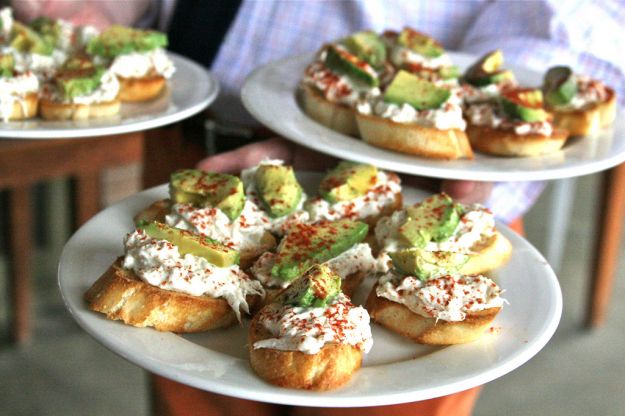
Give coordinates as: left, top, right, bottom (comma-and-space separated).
466, 124, 569, 157
249, 306, 363, 390
84, 258, 260, 332
3, 93, 38, 120
40, 97, 121, 121
118, 75, 166, 102
356, 112, 473, 160
299, 84, 359, 137
549, 87, 617, 136
134, 199, 277, 269
362, 174, 403, 229
365, 284, 500, 345
461, 231, 512, 275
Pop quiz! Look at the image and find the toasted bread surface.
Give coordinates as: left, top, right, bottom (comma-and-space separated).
40, 97, 120, 121
461, 231, 513, 275
2, 93, 38, 120
299, 84, 360, 137
549, 88, 617, 136
466, 124, 569, 157
118, 75, 166, 102
356, 112, 473, 160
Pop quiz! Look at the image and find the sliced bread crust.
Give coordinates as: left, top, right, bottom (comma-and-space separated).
118, 75, 166, 102
299, 84, 360, 137
461, 231, 513, 275
39, 97, 121, 121
549, 87, 617, 136
466, 124, 569, 157
3, 93, 38, 120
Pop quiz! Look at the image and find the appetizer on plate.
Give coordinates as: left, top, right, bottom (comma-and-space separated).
135, 169, 277, 269
300, 31, 385, 136
543, 65, 616, 136
465, 87, 569, 156
305, 161, 402, 227
85, 222, 264, 332
460, 49, 517, 105
375, 193, 512, 275
385, 27, 455, 73
250, 219, 377, 301
86, 25, 175, 102
249, 264, 373, 390
5, 20, 67, 78
356, 70, 472, 160
0, 53, 39, 121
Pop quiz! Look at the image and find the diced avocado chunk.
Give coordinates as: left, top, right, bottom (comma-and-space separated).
56, 66, 104, 99
397, 27, 444, 58
10, 21, 54, 55
170, 170, 245, 222
439, 65, 460, 80
319, 161, 378, 203
86, 25, 167, 58
63, 55, 95, 71
0, 54, 14, 78
543, 66, 577, 106
255, 164, 303, 218
30, 16, 64, 48
399, 193, 460, 247
467, 70, 515, 87
271, 219, 369, 282
342, 30, 386, 68
501, 89, 549, 122
276, 264, 342, 307
384, 70, 451, 110
464, 50, 515, 86
139, 221, 240, 267
390, 248, 469, 281
324, 44, 379, 87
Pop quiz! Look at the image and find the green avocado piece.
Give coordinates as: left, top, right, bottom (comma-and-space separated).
390, 248, 469, 281
271, 219, 369, 282
399, 193, 460, 247
255, 164, 303, 218
10, 21, 54, 55
276, 264, 342, 307
170, 170, 245, 222
324, 44, 379, 87
467, 70, 515, 87
30, 16, 63, 48
86, 25, 168, 58
0, 54, 15, 78
397, 27, 444, 58
384, 70, 451, 110
501, 89, 549, 122
464, 50, 516, 87
56, 66, 104, 99
341, 30, 386, 68
139, 221, 240, 267
439, 65, 460, 80
543, 66, 578, 106
319, 161, 378, 203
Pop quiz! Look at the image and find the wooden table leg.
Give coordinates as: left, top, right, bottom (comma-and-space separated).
586, 162, 625, 327
73, 171, 100, 228
8, 185, 31, 343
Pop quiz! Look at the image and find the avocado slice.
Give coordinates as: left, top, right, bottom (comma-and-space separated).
398, 193, 460, 247
501, 89, 549, 122
170, 169, 245, 222
341, 30, 386, 68
86, 25, 168, 58
324, 44, 379, 87
55, 66, 105, 99
390, 248, 469, 281
10, 21, 54, 55
30, 16, 64, 49
271, 219, 369, 282
139, 221, 240, 267
543, 66, 578, 106
276, 264, 342, 307
384, 70, 451, 110
319, 161, 378, 203
397, 27, 444, 58
464, 50, 516, 87
439, 65, 460, 80
254, 164, 303, 218
0, 54, 15, 78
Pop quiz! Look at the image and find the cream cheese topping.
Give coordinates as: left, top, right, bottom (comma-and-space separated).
466, 103, 553, 136
306, 171, 401, 223
376, 272, 505, 321
122, 229, 264, 321
389, 44, 452, 70
0, 7, 13, 37
460, 81, 517, 105
0, 71, 38, 121
555, 75, 610, 110
74, 25, 100, 49
252, 293, 373, 354
109, 48, 175, 79
7, 47, 67, 77
165, 200, 269, 253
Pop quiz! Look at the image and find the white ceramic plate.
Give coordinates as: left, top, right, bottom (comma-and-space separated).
242, 52, 625, 181
58, 172, 562, 407
0, 52, 218, 139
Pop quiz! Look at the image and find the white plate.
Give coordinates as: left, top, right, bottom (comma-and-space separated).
58, 172, 562, 407
0, 53, 218, 139
242, 52, 625, 181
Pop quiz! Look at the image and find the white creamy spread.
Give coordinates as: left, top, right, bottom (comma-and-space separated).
460, 81, 517, 105
109, 48, 175, 79
252, 293, 373, 354
0, 71, 38, 121
42, 69, 120, 105
390, 44, 452, 70
122, 229, 264, 321
74, 25, 100, 49
306, 171, 402, 222
4, 47, 67, 78
376, 272, 505, 321
55, 19, 75, 51
556, 75, 610, 110
240, 159, 311, 235
466, 103, 553, 136
0, 7, 13, 37
166, 200, 268, 253
251, 243, 377, 289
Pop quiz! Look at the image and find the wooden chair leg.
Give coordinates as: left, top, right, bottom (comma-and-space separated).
73, 171, 101, 228
8, 185, 32, 343
586, 162, 625, 328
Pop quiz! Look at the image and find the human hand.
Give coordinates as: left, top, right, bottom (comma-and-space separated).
196, 137, 493, 204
